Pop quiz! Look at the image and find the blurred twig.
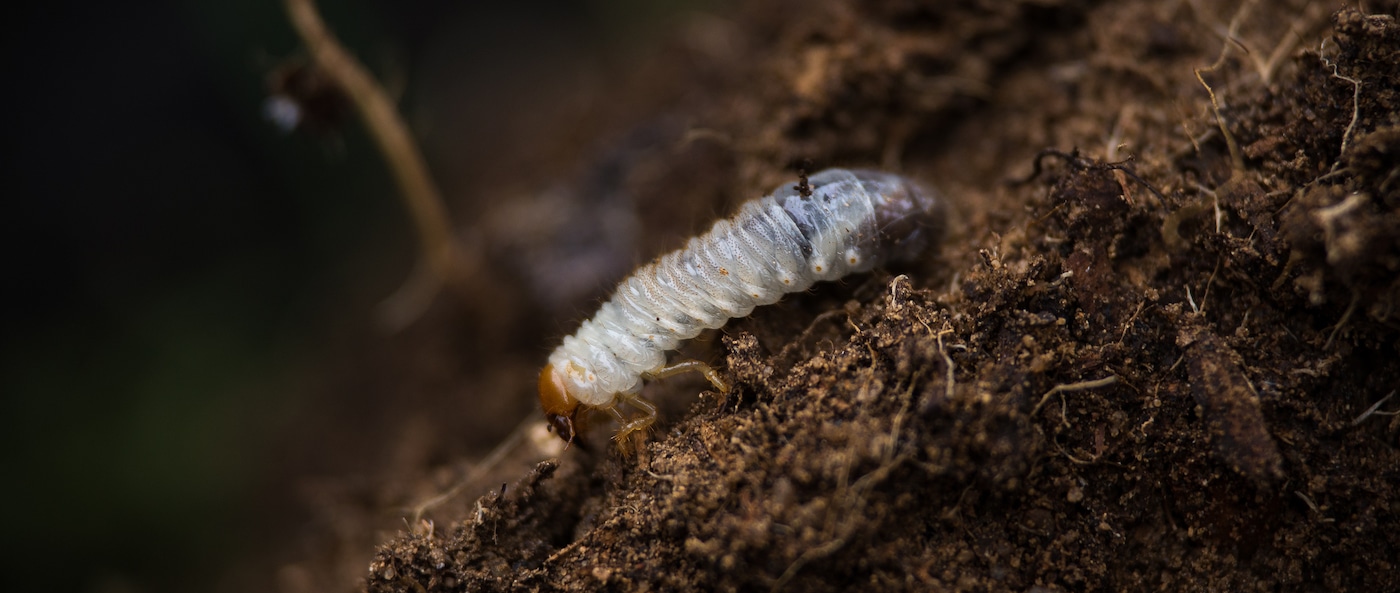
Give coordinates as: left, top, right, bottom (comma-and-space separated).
284, 0, 474, 330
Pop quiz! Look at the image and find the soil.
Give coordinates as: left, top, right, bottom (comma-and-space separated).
271, 1, 1400, 591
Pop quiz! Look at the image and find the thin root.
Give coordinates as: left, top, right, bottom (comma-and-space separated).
1320, 39, 1362, 173
1009, 148, 1167, 203
1325, 291, 1359, 350
284, 0, 472, 330
1351, 390, 1398, 426
1189, 0, 1257, 175
408, 415, 535, 525
1032, 375, 1121, 427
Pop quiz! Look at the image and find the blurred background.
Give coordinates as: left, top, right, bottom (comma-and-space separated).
1, 1, 724, 591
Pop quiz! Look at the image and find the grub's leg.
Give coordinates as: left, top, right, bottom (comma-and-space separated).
644, 359, 730, 393
608, 396, 657, 450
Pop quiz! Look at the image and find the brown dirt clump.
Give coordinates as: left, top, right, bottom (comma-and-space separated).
282, 1, 1400, 591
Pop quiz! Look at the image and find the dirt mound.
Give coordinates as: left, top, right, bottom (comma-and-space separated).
287, 2, 1400, 591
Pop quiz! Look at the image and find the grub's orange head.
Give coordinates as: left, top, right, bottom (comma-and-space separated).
538, 363, 581, 443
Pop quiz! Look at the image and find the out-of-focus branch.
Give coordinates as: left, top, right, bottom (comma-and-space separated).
284, 0, 473, 329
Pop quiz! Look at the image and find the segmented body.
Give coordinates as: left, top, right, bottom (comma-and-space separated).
539, 168, 945, 442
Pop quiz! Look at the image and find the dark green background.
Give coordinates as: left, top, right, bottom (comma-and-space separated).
1, 1, 716, 591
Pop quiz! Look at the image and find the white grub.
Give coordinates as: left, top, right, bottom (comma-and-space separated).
538, 168, 946, 446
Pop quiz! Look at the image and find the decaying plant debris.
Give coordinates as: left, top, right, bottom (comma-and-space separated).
274, 1, 1399, 591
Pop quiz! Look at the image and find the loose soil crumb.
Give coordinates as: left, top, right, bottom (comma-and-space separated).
283, 1, 1400, 592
